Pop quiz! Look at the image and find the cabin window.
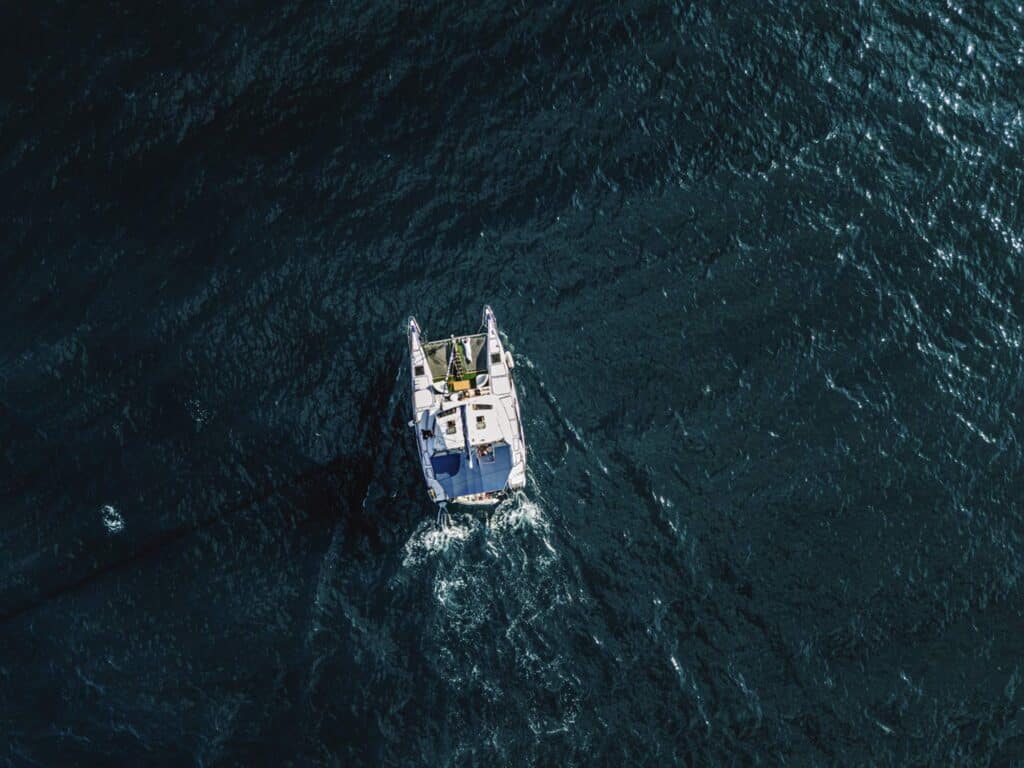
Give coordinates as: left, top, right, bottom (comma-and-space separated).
471, 403, 493, 410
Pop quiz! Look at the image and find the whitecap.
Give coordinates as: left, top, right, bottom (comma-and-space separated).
101, 505, 124, 534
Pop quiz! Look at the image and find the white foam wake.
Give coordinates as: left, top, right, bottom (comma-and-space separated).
400, 512, 476, 568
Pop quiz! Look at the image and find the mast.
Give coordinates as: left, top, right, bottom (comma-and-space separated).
460, 403, 473, 469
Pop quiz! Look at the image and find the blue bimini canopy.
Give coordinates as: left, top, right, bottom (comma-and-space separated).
431, 444, 512, 498
430, 452, 462, 478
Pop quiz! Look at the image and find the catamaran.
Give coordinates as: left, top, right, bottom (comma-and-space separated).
407, 306, 527, 509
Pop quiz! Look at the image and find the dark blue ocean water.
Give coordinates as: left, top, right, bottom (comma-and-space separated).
3, 1, 1024, 764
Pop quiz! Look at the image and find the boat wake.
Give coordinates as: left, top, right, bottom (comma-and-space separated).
399, 489, 553, 570
399, 513, 475, 569
394, 489, 586, 757
396, 487, 572, 637
489, 491, 549, 533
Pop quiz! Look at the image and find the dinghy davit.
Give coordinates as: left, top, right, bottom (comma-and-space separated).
407, 306, 527, 507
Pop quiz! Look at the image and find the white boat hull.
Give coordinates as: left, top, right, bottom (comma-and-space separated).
407, 306, 527, 507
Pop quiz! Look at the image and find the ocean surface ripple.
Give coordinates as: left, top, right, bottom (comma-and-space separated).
2, 1, 1023, 764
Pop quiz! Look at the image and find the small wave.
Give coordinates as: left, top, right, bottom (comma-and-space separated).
100, 505, 124, 534
432, 574, 469, 611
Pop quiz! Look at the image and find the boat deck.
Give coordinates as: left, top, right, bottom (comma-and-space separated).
429, 443, 513, 498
